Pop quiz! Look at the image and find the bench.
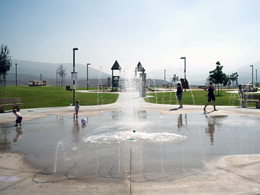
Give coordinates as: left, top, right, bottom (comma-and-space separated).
236, 94, 260, 108
162, 84, 170, 88
99, 84, 108, 91
0, 98, 25, 113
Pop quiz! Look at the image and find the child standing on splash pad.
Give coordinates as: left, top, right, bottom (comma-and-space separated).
204, 81, 217, 112
74, 100, 80, 118
13, 109, 23, 126
177, 83, 183, 108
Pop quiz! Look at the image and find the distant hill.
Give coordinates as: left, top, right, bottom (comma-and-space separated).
7, 59, 110, 79
5, 59, 111, 86
4, 59, 260, 86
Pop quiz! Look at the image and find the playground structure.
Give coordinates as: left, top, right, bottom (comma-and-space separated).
135, 62, 146, 97
110, 61, 146, 97
111, 60, 121, 92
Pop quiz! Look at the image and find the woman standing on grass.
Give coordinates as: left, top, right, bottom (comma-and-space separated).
204, 81, 217, 112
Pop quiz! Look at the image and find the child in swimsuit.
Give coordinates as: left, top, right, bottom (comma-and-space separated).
13, 109, 23, 126
74, 100, 80, 118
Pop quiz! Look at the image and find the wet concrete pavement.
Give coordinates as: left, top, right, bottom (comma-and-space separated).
1, 92, 260, 194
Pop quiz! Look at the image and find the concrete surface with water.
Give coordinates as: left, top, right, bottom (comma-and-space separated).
1, 91, 260, 194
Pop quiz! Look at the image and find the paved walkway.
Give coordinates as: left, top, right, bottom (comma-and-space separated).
1, 92, 259, 124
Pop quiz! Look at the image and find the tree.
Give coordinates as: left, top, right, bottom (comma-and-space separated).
205, 76, 211, 86
0, 44, 12, 93
230, 72, 239, 88
56, 64, 67, 89
209, 61, 226, 95
172, 74, 179, 86
223, 72, 239, 89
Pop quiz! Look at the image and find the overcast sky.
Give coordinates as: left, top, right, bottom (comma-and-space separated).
1, 0, 260, 77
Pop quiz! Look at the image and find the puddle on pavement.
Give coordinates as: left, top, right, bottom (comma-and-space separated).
1, 111, 260, 182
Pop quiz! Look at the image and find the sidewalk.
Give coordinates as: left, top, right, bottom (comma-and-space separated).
1, 92, 259, 123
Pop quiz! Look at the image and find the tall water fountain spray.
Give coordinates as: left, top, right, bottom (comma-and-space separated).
118, 64, 143, 121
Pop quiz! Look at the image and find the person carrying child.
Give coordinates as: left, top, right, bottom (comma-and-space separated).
13, 109, 23, 126
74, 100, 80, 118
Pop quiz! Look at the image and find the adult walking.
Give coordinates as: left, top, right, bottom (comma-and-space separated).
204, 81, 217, 112
177, 83, 183, 108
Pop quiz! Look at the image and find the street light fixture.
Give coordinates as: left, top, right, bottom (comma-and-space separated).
250, 65, 253, 85
72, 47, 78, 106
87, 63, 91, 90
180, 57, 186, 91
164, 69, 166, 81
15, 63, 17, 86
256, 69, 257, 85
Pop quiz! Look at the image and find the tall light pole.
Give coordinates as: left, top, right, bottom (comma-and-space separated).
40, 74, 42, 81
164, 69, 166, 81
250, 65, 253, 85
73, 48, 78, 106
15, 63, 17, 86
256, 69, 257, 85
180, 57, 186, 91
87, 63, 91, 90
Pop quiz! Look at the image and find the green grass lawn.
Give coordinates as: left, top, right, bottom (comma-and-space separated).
1, 86, 258, 110
0, 86, 119, 110
144, 90, 258, 107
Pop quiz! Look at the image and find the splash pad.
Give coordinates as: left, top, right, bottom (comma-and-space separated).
1, 64, 260, 194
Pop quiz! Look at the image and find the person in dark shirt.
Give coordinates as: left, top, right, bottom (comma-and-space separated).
204, 81, 217, 112
176, 83, 183, 108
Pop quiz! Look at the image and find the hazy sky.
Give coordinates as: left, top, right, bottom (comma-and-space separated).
1, 0, 260, 77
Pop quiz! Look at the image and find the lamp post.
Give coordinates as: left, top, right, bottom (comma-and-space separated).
256, 69, 258, 85
40, 74, 42, 81
164, 69, 166, 81
180, 57, 186, 91
250, 65, 253, 85
15, 63, 17, 86
73, 48, 78, 106
87, 63, 91, 90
